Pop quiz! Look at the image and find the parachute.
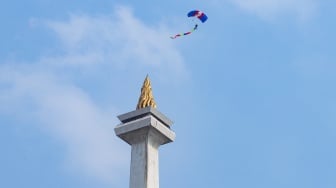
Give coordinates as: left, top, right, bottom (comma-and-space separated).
170, 10, 208, 39
187, 10, 208, 23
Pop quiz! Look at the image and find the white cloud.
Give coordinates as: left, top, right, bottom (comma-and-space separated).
0, 64, 127, 185
0, 5, 187, 185
229, 0, 317, 22
45, 6, 188, 80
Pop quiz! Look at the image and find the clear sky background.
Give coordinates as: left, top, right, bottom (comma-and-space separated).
1, 0, 336, 188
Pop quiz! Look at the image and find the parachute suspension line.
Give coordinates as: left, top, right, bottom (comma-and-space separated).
170, 24, 198, 39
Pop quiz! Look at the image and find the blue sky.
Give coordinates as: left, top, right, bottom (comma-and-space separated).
1, 0, 336, 188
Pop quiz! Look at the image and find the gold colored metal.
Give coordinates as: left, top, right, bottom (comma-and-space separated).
136, 75, 157, 109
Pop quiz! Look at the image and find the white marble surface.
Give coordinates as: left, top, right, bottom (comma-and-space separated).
115, 109, 175, 188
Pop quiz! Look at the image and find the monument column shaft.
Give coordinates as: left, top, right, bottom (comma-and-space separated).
115, 107, 175, 188
130, 134, 159, 188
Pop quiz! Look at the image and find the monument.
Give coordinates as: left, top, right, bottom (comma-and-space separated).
114, 75, 176, 188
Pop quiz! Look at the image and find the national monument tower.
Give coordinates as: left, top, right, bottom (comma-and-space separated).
114, 75, 176, 188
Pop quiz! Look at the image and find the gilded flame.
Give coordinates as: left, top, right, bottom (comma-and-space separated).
136, 75, 157, 109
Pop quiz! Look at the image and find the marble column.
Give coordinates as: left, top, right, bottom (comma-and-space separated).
115, 107, 175, 188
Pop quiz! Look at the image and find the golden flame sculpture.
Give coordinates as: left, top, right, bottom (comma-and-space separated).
136, 75, 157, 109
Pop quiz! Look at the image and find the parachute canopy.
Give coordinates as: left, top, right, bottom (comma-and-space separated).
170, 9, 208, 39
187, 10, 208, 23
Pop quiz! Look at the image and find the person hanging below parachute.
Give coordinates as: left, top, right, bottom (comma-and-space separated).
170, 10, 208, 39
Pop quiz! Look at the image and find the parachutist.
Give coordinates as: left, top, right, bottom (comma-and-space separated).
170, 10, 207, 39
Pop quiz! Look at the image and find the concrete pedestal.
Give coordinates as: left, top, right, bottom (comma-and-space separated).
115, 107, 175, 188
